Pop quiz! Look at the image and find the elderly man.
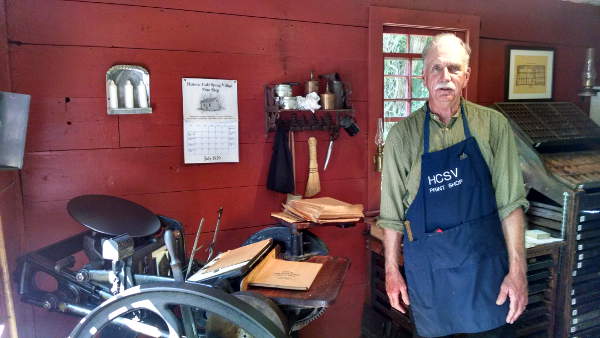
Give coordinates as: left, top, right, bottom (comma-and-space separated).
378, 33, 528, 337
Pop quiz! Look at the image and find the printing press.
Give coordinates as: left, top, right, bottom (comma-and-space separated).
14, 194, 349, 338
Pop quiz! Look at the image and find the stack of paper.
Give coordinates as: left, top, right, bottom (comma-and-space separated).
274, 197, 364, 224
524, 230, 563, 248
242, 247, 323, 291
526, 229, 551, 240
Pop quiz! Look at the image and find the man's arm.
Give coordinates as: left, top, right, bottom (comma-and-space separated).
383, 228, 410, 313
496, 207, 528, 324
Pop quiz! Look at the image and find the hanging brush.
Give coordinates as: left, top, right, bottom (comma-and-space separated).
304, 136, 321, 197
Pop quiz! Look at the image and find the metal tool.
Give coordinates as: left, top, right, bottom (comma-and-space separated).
206, 207, 224, 262
324, 127, 338, 171
165, 230, 183, 282
185, 217, 205, 280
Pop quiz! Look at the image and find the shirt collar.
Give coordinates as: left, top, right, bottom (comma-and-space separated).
427, 98, 465, 128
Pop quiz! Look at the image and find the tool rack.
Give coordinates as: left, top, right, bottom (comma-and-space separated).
264, 85, 355, 133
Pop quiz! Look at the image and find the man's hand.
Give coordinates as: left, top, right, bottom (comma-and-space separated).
383, 227, 409, 313
498, 207, 528, 324
496, 269, 528, 324
385, 265, 410, 313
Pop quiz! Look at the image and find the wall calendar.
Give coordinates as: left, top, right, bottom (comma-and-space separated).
182, 78, 239, 164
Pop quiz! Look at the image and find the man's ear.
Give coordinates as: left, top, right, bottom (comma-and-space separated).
464, 66, 471, 84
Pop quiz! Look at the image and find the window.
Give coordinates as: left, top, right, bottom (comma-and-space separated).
382, 28, 435, 138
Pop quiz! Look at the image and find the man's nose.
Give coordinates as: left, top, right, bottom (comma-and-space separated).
441, 67, 451, 81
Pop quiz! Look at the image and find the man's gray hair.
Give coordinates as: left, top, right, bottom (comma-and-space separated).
422, 33, 471, 68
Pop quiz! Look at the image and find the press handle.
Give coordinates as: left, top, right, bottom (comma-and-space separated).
164, 229, 184, 281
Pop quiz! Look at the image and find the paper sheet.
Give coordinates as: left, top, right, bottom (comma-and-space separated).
525, 235, 563, 249
243, 248, 323, 291
182, 78, 239, 164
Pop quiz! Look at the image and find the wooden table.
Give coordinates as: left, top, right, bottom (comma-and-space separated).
246, 255, 350, 308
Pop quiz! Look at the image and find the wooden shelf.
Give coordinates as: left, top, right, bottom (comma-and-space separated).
264, 85, 355, 133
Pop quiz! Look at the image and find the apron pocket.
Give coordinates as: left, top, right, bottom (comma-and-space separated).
424, 224, 473, 270
422, 212, 506, 270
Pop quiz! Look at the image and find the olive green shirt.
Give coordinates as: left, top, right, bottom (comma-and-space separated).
377, 99, 529, 232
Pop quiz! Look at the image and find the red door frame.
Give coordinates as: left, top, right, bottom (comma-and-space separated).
367, 6, 480, 211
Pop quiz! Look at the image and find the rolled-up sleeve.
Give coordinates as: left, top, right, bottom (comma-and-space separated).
491, 115, 529, 220
377, 128, 407, 233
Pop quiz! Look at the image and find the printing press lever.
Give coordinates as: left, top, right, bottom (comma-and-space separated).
185, 217, 205, 280
206, 207, 224, 262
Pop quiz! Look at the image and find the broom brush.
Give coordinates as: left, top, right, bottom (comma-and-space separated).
305, 136, 321, 197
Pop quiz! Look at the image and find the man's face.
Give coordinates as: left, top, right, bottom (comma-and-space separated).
423, 43, 471, 105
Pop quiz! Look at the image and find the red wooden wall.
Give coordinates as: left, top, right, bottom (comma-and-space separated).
1, 1, 34, 336
2, 0, 599, 337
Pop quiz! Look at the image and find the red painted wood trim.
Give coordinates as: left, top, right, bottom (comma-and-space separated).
0, 0, 10, 91
367, 6, 480, 211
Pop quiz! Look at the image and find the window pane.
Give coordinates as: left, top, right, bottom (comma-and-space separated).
384, 77, 408, 99
411, 100, 426, 112
410, 35, 433, 54
383, 33, 407, 53
411, 78, 429, 98
383, 121, 396, 140
384, 58, 408, 75
384, 100, 408, 118
412, 59, 424, 76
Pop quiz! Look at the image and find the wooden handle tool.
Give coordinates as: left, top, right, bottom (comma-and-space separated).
304, 137, 321, 197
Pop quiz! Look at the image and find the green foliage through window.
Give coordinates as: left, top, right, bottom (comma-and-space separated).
383, 33, 407, 53
382, 31, 434, 140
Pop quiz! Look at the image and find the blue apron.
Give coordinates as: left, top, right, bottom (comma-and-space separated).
403, 103, 509, 337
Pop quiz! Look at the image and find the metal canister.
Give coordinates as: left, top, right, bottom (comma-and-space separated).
305, 71, 319, 95
320, 82, 335, 110
274, 84, 292, 98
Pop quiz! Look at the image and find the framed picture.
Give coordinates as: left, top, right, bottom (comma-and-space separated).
505, 46, 555, 101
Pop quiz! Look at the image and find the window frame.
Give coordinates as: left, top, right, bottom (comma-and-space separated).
382, 28, 438, 125
382, 27, 467, 138
367, 7, 480, 211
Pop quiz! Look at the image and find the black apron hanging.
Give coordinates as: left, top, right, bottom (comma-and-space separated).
267, 126, 294, 193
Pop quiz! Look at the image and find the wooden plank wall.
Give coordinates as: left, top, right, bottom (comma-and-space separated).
4, 0, 599, 337
1, 0, 35, 336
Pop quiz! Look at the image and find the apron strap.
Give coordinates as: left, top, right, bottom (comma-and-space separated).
461, 103, 472, 138
423, 101, 470, 154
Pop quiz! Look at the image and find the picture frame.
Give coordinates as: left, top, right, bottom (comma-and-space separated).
505, 46, 555, 101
